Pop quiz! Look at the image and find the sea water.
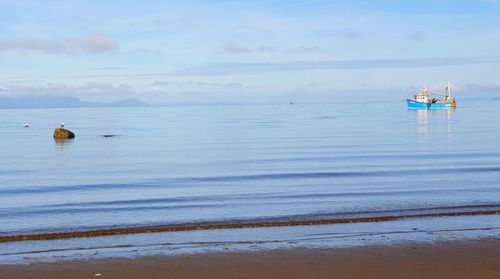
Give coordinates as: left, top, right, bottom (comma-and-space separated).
1, 101, 500, 236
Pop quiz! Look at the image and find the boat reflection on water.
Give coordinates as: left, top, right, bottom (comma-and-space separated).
416, 109, 429, 136
414, 108, 454, 152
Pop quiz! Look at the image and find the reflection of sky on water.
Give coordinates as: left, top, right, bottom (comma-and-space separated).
0, 102, 499, 236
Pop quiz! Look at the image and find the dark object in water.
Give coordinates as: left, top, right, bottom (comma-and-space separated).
1, 206, 499, 243
53, 128, 75, 139
102, 134, 117, 137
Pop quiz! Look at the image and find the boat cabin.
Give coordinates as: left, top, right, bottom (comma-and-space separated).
414, 93, 429, 103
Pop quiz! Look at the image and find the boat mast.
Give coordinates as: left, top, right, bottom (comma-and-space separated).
446, 82, 451, 98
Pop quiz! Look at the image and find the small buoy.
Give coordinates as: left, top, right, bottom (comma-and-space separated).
22, 123, 29, 128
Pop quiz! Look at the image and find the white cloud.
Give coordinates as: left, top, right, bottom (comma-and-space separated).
463, 82, 500, 92
148, 80, 242, 88
89, 66, 126, 71
219, 44, 319, 54
288, 45, 320, 53
220, 43, 253, 54
0, 81, 135, 102
176, 55, 500, 75
0, 34, 118, 54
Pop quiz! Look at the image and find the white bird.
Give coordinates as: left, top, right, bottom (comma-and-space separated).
60, 122, 65, 128
22, 123, 29, 128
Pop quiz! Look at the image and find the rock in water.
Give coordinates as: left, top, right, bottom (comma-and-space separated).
53, 128, 75, 139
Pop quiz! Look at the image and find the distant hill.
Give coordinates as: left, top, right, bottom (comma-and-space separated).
108, 98, 148, 107
0, 96, 148, 109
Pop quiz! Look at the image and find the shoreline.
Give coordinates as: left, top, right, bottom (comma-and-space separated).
2, 238, 500, 278
2, 207, 500, 243
2, 214, 500, 265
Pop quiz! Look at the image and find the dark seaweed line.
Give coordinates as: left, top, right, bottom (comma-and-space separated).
1, 209, 499, 244
2, 226, 499, 257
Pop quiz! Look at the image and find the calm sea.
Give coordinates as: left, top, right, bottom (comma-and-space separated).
1, 101, 500, 236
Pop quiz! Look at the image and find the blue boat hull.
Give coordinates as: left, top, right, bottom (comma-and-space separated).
406, 100, 454, 110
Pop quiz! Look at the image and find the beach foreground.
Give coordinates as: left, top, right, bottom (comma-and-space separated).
2, 238, 500, 279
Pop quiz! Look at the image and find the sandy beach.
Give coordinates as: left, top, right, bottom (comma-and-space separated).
2, 238, 500, 279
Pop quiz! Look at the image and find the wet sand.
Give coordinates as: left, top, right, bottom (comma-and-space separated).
2, 238, 500, 279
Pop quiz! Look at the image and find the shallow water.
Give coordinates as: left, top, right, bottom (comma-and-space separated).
2, 215, 500, 264
1, 101, 500, 236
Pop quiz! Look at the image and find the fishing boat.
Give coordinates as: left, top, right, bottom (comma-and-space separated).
407, 82, 456, 109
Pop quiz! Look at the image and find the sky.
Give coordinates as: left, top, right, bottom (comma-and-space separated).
1, 0, 500, 104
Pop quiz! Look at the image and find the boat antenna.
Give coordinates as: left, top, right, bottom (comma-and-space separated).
446, 81, 451, 99
424, 85, 429, 97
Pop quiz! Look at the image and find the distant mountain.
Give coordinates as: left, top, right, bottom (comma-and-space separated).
0, 96, 148, 109
107, 98, 148, 107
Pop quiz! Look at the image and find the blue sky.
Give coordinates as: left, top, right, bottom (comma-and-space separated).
1, 0, 500, 103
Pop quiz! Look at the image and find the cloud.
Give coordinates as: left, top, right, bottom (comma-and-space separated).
220, 43, 252, 54
288, 45, 320, 53
80, 34, 118, 53
409, 31, 427, 42
314, 28, 361, 40
220, 44, 278, 54
148, 80, 242, 87
219, 44, 320, 54
308, 81, 327, 86
329, 28, 362, 40
131, 47, 163, 56
0, 82, 133, 100
462, 82, 500, 92
50, 73, 171, 79
338, 29, 362, 40
90, 66, 126, 71
176, 55, 500, 75
255, 45, 277, 52
23, 55, 500, 81
0, 34, 118, 54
